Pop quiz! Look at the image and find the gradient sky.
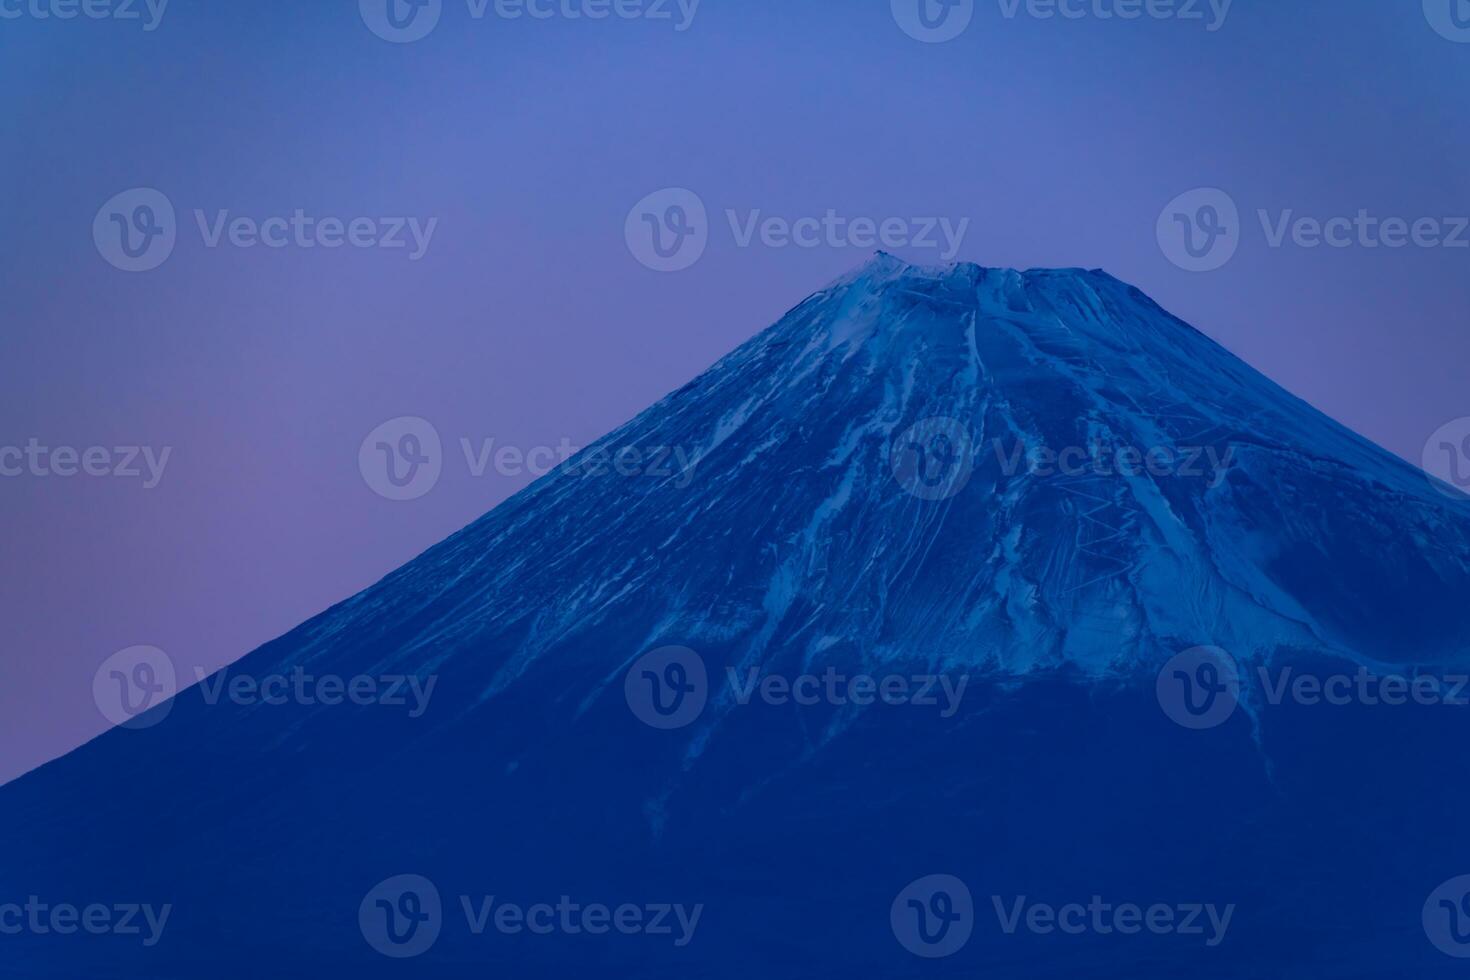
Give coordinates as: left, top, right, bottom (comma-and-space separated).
1, 0, 1467, 784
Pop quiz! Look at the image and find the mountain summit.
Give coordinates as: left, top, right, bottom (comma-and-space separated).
5, 255, 1469, 978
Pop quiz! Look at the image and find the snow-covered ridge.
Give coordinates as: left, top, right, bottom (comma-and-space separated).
243, 253, 1470, 733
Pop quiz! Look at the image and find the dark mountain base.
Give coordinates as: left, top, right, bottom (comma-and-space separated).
6, 659, 1468, 978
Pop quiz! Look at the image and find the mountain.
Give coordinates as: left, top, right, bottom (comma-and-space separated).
4, 253, 1470, 978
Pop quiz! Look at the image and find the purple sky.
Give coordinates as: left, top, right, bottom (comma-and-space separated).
2, 0, 1467, 785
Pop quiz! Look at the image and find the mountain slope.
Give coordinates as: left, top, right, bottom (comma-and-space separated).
3, 254, 1469, 978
